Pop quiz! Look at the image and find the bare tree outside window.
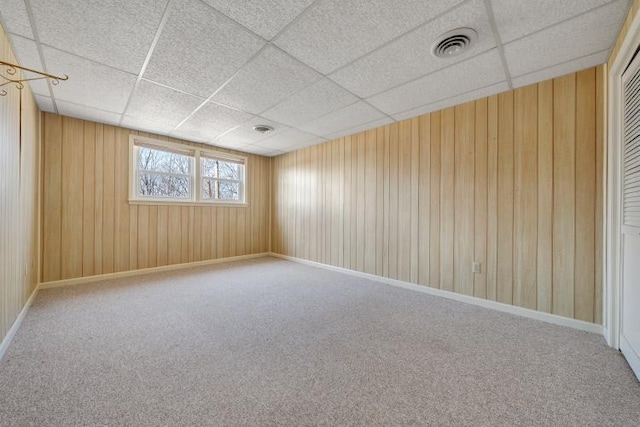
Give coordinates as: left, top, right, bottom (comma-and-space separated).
131, 137, 246, 204
201, 157, 242, 201
137, 146, 192, 199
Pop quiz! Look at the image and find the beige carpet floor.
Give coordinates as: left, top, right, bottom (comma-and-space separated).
0, 257, 639, 426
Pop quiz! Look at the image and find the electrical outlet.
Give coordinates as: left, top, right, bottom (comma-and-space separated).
472, 261, 481, 274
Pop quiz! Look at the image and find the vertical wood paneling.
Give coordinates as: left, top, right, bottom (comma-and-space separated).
497, 92, 514, 305
42, 114, 62, 282
350, 137, 358, 270
157, 205, 168, 266
364, 130, 376, 275
40, 115, 272, 282
388, 124, 399, 279
382, 129, 390, 277
537, 80, 554, 313
553, 74, 577, 318
486, 96, 499, 301
181, 206, 190, 263
357, 134, 366, 272
82, 122, 96, 277
398, 120, 412, 282
129, 206, 138, 271
453, 102, 475, 296
114, 128, 130, 272
410, 118, 420, 284
474, 99, 488, 299
102, 126, 115, 274
595, 65, 606, 324
429, 112, 441, 288
375, 128, 384, 275
440, 108, 455, 292
0, 25, 39, 345
270, 67, 604, 324
137, 205, 149, 269
343, 137, 352, 270
93, 124, 104, 276
148, 206, 158, 268
513, 86, 538, 310
418, 114, 431, 286
575, 68, 597, 323
61, 118, 84, 279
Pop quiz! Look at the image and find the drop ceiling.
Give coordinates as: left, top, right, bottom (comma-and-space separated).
0, 0, 631, 156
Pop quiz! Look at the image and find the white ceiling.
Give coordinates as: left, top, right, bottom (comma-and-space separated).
0, 0, 631, 156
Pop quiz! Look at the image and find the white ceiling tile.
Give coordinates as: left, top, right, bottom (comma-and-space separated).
329, 0, 495, 98
43, 46, 137, 113
30, 0, 169, 74
491, 0, 618, 44
252, 128, 324, 151
504, 1, 629, 77
299, 101, 387, 137
0, 0, 33, 38
261, 78, 359, 126
211, 116, 290, 147
210, 45, 322, 114
201, 0, 314, 40
367, 49, 505, 115
34, 95, 55, 112
169, 130, 211, 144
174, 102, 253, 142
5, 34, 49, 95
121, 115, 176, 135
126, 79, 205, 129
391, 81, 509, 121
274, 0, 465, 74
512, 50, 609, 89
324, 117, 395, 141
56, 100, 122, 126
144, 0, 265, 98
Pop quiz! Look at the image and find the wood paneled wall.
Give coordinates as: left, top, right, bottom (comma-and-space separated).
0, 25, 40, 345
41, 114, 271, 282
272, 67, 605, 324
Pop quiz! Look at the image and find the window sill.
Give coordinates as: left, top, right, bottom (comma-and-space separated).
128, 199, 248, 208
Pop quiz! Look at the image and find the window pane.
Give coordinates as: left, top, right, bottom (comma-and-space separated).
138, 146, 191, 175
201, 177, 216, 200
138, 173, 191, 199
201, 178, 240, 201
218, 162, 241, 180
201, 157, 241, 180
218, 181, 240, 200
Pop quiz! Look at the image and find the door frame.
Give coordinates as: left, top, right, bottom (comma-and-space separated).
606, 8, 640, 349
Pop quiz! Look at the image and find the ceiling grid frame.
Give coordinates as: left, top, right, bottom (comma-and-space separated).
0, 0, 632, 156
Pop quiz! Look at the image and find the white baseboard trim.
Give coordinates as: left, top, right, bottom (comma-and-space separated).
269, 253, 604, 335
620, 336, 640, 382
0, 287, 39, 362
39, 253, 270, 290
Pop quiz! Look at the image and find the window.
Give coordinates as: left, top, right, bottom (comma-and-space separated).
129, 135, 246, 205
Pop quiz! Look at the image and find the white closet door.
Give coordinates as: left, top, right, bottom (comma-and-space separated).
620, 51, 640, 380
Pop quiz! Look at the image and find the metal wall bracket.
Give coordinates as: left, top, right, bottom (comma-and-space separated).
0, 60, 68, 96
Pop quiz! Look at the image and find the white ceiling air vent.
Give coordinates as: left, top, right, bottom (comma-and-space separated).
431, 28, 477, 58
253, 125, 274, 134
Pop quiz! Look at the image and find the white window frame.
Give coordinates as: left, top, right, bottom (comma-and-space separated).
129, 135, 248, 206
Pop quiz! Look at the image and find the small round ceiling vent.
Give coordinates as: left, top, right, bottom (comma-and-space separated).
431, 28, 477, 58
253, 125, 274, 134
